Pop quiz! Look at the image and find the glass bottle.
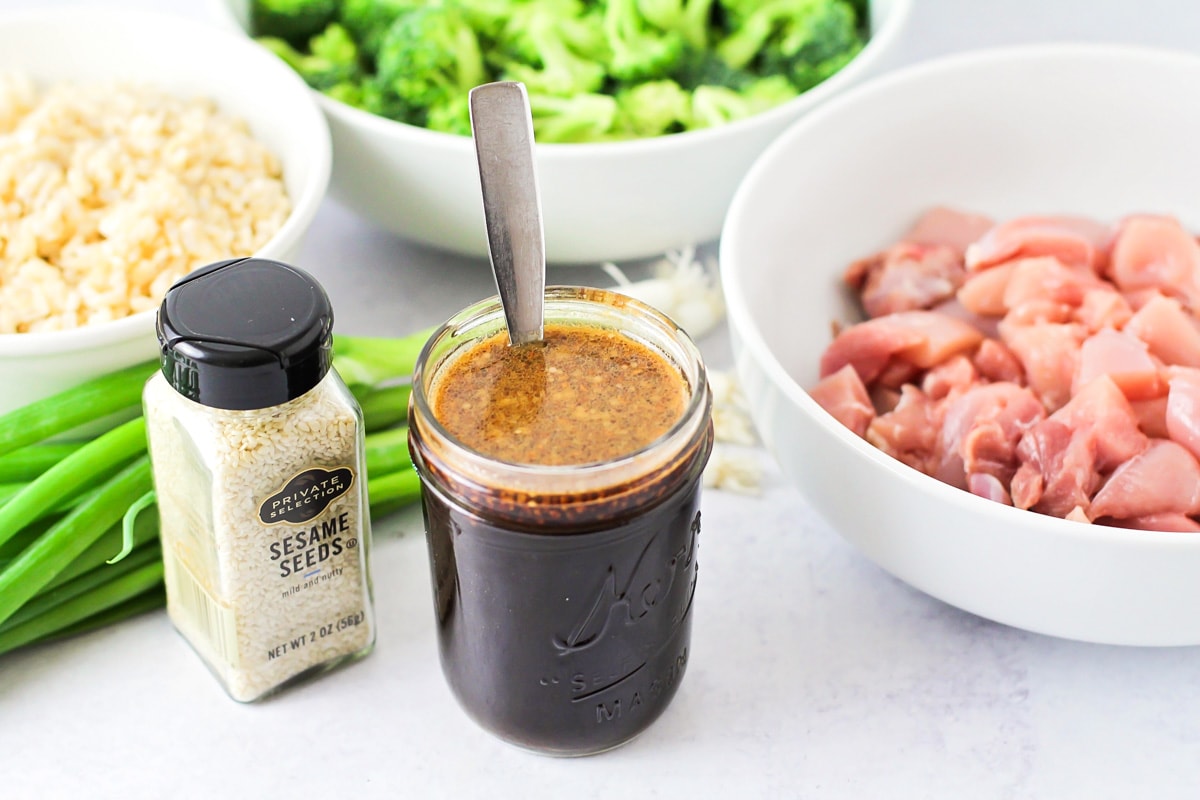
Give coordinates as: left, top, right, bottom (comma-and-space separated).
143, 257, 374, 702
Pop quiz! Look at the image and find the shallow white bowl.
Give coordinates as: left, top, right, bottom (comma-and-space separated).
721, 43, 1200, 647
214, 0, 911, 264
0, 8, 330, 416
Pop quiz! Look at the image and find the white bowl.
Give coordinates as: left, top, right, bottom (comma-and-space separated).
0, 8, 330, 416
721, 43, 1200, 647
213, 0, 911, 264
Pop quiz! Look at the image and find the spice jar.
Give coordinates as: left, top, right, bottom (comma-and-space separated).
144, 258, 375, 703
409, 286, 713, 756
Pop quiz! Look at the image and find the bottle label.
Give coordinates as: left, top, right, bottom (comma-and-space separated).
258, 466, 355, 524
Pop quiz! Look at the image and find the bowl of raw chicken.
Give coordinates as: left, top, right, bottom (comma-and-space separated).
721, 43, 1200, 646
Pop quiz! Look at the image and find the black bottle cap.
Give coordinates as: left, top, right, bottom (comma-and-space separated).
156, 258, 334, 410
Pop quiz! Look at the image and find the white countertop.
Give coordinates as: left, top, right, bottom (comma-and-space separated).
5, 0, 1200, 797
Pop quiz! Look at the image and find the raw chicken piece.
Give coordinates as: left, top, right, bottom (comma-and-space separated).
819, 317, 923, 384
1165, 367, 1200, 461
1108, 215, 1200, 308
892, 312, 986, 369
1089, 439, 1200, 520
1105, 514, 1200, 533
965, 215, 1111, 273
1130, 396, 1170, 438
1065, 506, 1091, 524
973, 339, 1025, 384
1124, 294, 1200, 367
968, 472, 1012, 505
1122, 288, 1167, 311
904, 207, 995, 256
1004, 299, 1075, 327
1010, 421, 1085, 513
921, 354, 977, 401
844, 242, 964, 318
999, 320, 1087, 411
1057, 376, 1150, 471
1011, 376, 1148, 516
874, 358, 922, 391
957, 263, 1014, 317
938, 381, 1046, 490
869, 385, 902, 415
866, 385, 940, 475
809, 364, 874, 438
1075, 288, 1133, 333
931, 297, 1001, 339
1003, 256, 1102, 309
819, 311, 984, 383
1073, 327, 1164, 401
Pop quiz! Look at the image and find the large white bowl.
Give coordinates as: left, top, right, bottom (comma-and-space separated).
214, 0, 911, 264
0, 8, 330, 416
721, 44, 1200, 647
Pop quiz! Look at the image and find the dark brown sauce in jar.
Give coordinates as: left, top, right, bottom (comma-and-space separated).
409, 287, 713, 756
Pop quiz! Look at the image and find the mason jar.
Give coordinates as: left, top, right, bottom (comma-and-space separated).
408, 286, 713, 756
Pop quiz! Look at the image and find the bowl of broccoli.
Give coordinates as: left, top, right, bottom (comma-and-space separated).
213, 0, 912, 263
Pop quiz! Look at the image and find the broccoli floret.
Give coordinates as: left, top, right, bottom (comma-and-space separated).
613, 79, 691, 138
779, 0, 860, 64
358, 76, 419, 122
373, 6, 487, 126
497, 4, 607, 96
325, 80, 365, 108
711, 0, 761, 27
426, 93, 474, 136
780, 38, 861, 92
338, 0, 422, 65
251, 0, 337, 47
307, 23, 364, 88
459, 0, 530, 42
635, 0, 716, 50
689, 74, 797, 128
603, 0, 686, 82
759, 1, 863, 90
717, 0, 862, 76
257, 23, 362, 90
672, 45, 755, 90
527, 92, 619, 143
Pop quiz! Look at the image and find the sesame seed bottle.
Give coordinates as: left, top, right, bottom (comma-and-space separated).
143, 257, 375, 702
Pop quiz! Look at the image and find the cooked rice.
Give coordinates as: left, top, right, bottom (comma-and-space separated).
0, 71, 291, 333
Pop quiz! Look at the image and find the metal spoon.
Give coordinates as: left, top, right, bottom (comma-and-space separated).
469, 81, 546, 346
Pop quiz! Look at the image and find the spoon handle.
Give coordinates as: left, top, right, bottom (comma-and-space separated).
470, 82, 545, 346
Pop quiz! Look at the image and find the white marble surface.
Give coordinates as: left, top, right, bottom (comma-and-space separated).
5, 0, 1200, 797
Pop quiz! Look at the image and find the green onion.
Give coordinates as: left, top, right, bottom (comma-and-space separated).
0, 442, 83, 483
359, 384, 413, 432
0, 457, 153, 627
368, 468, 422, 516
40, 511, 160, 593
0, 541, 161, 633
365, 425, 413, 476
0, 417, 146, 550
0, 560, 164, 656
333, 329, 433, 391
30, 587, 167, 649
0, 361, 154, 459
0, 482, 24, 506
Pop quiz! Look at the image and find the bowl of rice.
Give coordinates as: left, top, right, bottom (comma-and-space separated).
0, 7, 330, 414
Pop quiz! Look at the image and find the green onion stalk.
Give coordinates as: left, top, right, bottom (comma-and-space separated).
0, 329, 432, 657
